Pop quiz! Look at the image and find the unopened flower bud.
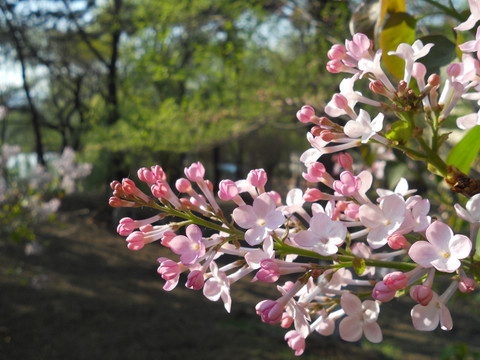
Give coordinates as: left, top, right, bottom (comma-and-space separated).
218, 179, 239, 201
184, 162, 205, 182
446, 63, 461, 77
458, 277, 476, 293
410, 285, 433, 306
247, 169, 267, 188
176, 178, 192, 193
296, 105, 316, 123
383, 271, 407, 290
327, 44, 346, 60
337, 152, 353, 170
186, 270, 205, 290
303, 188, 324, 202
387, 233, 408, 249
427, 73, 440, 87
369, 80, 386, 95
372, 281, 396, 302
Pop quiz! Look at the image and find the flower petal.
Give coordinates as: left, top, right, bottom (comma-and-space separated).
339, 316, 363, 342
363, 321, 383, 343
408, 241, 438, 267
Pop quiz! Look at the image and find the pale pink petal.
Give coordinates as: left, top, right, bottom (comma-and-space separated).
186, 224, 202, 241
448, 234, 472, 259
362, 300, 380, 322
408, 241, 438, 267
430, 256, 460, 273
459, 39, 479, 52
265, 211, 286, 230
253, 193, 276, 218
203, 279, 221, 301
339, 316, 363, 342
233, 205, 257, 228
456, 112, 479, 130
454, 203, 474, 222
344, 120, 365, 139
381, 194, 406, 221
294, 231, 317, 247
439, 304, 453, 331
367, 226, 389, 249
411, 302, 439, 331
340, 293, 362, 316
245, 226, 268, 246
300, 147, 321, 163
363, 321, 383, 343
425, 221, 453, 250
455, 14, 478, 31
359, 203, 386, 228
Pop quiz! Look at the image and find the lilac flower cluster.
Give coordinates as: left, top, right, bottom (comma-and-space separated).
109, 2, 480, 355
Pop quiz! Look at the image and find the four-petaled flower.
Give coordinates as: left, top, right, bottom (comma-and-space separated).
408, 221, 472, 273
233, 192, 286, 246
344, 109, 384, 143
339, 293, 383, 343
294, 212, 346, 256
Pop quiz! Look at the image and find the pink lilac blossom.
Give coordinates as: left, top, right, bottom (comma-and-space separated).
408, 221, 471, 273
339, 292, 382, 343
233, 192, 286, 246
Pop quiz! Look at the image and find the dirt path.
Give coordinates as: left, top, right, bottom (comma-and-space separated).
1, 201, 479, 359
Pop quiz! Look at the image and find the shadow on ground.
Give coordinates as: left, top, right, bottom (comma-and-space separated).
1, 195, 479, 360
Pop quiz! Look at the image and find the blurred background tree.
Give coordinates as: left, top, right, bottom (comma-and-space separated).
0, 0, 352, 190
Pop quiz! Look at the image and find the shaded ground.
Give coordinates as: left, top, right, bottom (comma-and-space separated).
1, 194, 480, 360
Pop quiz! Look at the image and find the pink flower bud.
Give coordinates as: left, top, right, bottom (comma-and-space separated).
280, 312, 293, 328
122, 178, 137, 194
412, 62, 426, 80
326, 59, 343, 73
428, 73, 440, 87
176, 178, 192, 193
319, 130, 335, 142
151, 181, 169, 198
247, 169, 267, 188
109, 196, 123, 207
157, 258, 180, 281
150, 165, 167, 181
296, 105, 315, 123
256, 259, 280, 283
311, 126, 322, 136
140, 224, 153, 232
327, 44, 346, 60
303, 188, 324, 202
186, 270, 205, 290
447, 63, 462, 77
337, 152, 353, 170
161, 231, 177, 247
387, 233, 408, 250
333, 171, 361, 197
369, 80, 386, 95
372, 281, 396, 302
458, 277, 476, 293
255, 300, 284, 324
284, 330, 305, 356
410, 285, 433, 306
184, 162, 205, 182
110, 180, 120, 190
218, 179, 239, 201
383, 271, 407, 290
303, 161, 326, 183
126, 231, 146, 251
117, 217, 136, 236
205, 179, 214, 192
332, 93, 348, 109
344, 203, 360, 219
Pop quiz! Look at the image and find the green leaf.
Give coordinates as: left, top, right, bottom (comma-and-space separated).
386, 119, 412, 145
352, 257, 366, 276
379, 12, 416, 79
447, 126, 480, 174
419, 35, 457, 76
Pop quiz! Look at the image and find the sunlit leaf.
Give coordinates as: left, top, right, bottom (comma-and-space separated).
353, 257, 366, 276
379, 12, 416, 79
447, 126, 480, 174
